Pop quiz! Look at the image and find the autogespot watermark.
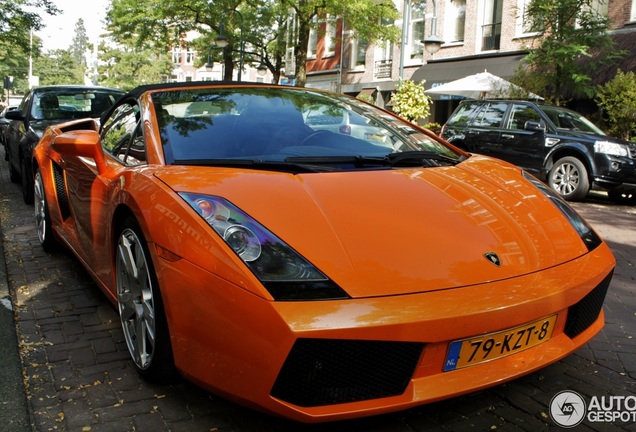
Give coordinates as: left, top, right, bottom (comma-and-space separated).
550, 390, 636, 428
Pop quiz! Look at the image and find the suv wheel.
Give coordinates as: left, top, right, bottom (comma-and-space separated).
608, 189, 636, 206
548, 156, 590, 201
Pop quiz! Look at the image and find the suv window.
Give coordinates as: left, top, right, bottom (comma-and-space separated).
446, 101, 479, 126
505, 104, 542, 130
473, 102, 507, 127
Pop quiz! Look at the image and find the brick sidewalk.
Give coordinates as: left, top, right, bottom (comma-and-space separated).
0, 152, 634, 431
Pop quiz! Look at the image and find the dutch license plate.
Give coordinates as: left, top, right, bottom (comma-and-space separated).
444, 315, 557, 371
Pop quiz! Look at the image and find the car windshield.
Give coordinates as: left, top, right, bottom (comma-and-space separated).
152, 87, 462, 170
31, 90, 121, 121
541, 105, 606, 136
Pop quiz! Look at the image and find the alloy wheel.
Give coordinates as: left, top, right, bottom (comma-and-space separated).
116, 227, 156, 371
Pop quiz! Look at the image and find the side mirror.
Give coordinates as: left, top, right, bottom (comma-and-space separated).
524, 121, 546, 132
51, 130, 107, 174
5, 110, 24, 121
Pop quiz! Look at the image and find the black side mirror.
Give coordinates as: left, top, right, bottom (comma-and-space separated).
524, 120, 545, 132
5, 110, 24, 121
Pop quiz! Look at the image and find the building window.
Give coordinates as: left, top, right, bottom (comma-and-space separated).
325, 17, 337, 57
516, 0, 534, 36
171, 48, 183, 64
632, 0, 636, 21
409, 1, 425, 59
308, 16, 318, 58
185, 49, 195, 65
481, 0, 502, 51
445, 0, 466, 43
351, 37, 368, 70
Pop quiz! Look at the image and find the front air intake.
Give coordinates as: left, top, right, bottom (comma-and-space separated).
564, 270, 613, 338
271, 339, 424, 407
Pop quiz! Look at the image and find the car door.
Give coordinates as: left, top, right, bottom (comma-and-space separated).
496, 103, 547, 175
5, 92, 33, 175
61, 103, 142, 274
465, 102, 507, 156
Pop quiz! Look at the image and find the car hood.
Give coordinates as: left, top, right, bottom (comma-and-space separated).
155, 156, 590, 298
551, 128, 631, 145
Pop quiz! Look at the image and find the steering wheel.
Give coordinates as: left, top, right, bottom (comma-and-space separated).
299, 130, 334, 146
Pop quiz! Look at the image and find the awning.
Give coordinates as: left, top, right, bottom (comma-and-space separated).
411, 52, 527, 90
358, 88, 377, 97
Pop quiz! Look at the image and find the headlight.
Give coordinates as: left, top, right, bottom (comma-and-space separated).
180, 193, 349, 301
523, 172, 602, 251
594, 140, 629, 157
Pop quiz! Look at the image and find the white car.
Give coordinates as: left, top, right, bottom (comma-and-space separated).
304, 104, 392, 146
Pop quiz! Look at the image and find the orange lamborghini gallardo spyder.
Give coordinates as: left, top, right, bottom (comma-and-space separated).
32, 82, 615, 423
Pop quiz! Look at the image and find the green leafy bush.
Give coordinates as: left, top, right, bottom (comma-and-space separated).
595, 70, 636, 141
389, 79, 432, 122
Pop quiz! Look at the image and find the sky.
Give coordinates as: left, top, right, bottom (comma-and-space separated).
35, 0, 110, 51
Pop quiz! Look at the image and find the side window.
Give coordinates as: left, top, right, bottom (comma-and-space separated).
505, 104, 542, 130
447, 102, 479, 126
101, 104, 146, 166
473, 102, 507, 127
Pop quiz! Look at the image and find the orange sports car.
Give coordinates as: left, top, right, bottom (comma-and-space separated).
32, 82, 615, 423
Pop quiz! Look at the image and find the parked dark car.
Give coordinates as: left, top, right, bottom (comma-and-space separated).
5, 85, 124, 204
0, 105, 18, 159
440, 100, 636, 204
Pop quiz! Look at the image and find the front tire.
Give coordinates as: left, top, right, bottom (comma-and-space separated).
115, 217, 178, 384
34, 168, 58, 251
548, 156, 590, 201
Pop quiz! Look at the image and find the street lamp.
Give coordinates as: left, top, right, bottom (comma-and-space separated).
215, 10, 244, 81
421, 0, 443, 54
256, 49, 267, 77
205, 45, 223, 69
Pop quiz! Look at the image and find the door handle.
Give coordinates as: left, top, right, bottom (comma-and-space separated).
501, 134, 515, 139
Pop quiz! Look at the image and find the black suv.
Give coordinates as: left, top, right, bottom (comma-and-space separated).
441, 100, 636, 204
4, 85, 124, 204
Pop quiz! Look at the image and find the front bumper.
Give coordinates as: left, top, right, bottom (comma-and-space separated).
157, 241, 615, 423
593, 153, 636, 191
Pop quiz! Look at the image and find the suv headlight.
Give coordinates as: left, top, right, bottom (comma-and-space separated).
595, 140, 629, 157
180, 193, 349, 301
522, 172, 602, 251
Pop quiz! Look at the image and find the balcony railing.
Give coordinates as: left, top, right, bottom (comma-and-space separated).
481, 23, 501, 51
374, 60, 392, 80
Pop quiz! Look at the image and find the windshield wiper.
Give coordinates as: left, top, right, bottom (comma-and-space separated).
385, 151, 463, 166
175, 158, 341, 173
286, 151, 464, 168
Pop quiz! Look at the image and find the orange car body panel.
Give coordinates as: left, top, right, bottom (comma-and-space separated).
32, 84, 616, 423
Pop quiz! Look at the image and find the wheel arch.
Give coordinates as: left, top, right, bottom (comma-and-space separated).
544, 145, 594, 183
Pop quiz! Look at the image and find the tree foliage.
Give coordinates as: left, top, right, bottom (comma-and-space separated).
70, 18, 89, 65
106, 0, 399, 86
34, 49, 86, 85
389, 79, 431, 122
0, 0, 60, 51
514, 0, 622, 105
99, 45, 174, 91
595, 70, 636, 141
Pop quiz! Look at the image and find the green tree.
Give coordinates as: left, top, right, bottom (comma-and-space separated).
99, 44, 173, 91
389, 79, 431, 123
0, 0, 60, 51
34, 49, 86, 85
70, 18, 89, 65
595, 70, 636, 141
514, 0, 621, 105
106, 0, 399, 86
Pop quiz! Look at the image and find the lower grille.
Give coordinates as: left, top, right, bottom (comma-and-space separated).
271, 339, 424, 407
564, 270, 613, 338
